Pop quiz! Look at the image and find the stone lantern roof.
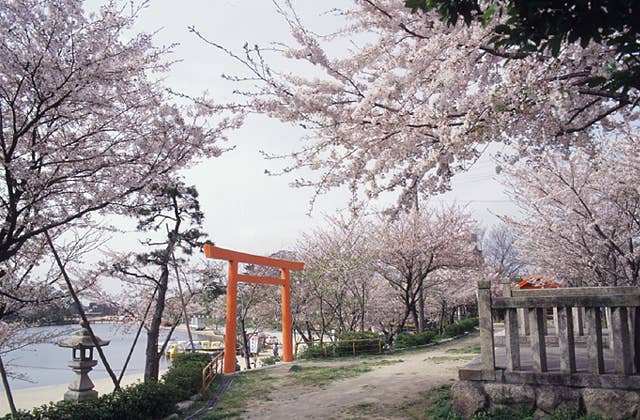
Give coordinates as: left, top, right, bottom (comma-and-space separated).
58, 322, 110, 348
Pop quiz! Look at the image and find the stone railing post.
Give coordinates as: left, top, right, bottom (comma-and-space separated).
585, 307, 605, 374
634, 307, 640, 373
477, 280, 495, 379
612, 306, 633, 375
502, 279, 520, 371
557, 306, 576, 373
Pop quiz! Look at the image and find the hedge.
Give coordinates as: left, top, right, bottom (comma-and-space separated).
3, 352, 214, 420
442, 317, 478, 338
299, 331, 383, 359
3, 381, 180, 420
393, 317, 478, 349
394, 331, 436, 348
261, 355, 280, 366
162, 352, 212, 400
334, 331, 380, 356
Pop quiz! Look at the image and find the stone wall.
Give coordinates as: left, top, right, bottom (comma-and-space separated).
451, 380, 640, 419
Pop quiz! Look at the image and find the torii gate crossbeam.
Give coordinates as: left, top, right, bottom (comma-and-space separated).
203, 244, 304, 373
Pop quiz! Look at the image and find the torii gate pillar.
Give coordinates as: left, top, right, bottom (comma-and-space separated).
204, 244, 304, 374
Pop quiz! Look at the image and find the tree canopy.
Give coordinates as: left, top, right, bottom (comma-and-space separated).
406, 0, 640, 93
0, 0, 239, 272
207, 1, 637, 209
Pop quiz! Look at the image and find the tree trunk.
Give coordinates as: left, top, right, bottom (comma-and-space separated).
411, 302, 420, 332
240, 318, 251, 370
439, 302, 446, 334
360, 281, 366, 332
0, 354, 17, 418
144, 266, 170, 381
418, 285, 426, 333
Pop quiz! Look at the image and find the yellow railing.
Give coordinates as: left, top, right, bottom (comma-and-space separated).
201, 351, 224, 397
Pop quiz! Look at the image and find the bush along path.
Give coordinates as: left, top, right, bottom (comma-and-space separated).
0, 353, 212, 420
298, 317, 479, 359
202, 332, 482, 419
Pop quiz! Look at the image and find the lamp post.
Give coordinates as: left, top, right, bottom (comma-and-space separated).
58, 322, 110, 401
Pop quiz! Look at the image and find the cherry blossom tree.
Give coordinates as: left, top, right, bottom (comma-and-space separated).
426, 267, 481, 332
0, 0, 239, 276
407, 0, 640, 95
502, 134, 640, 286
295, 215, 378, 339
363, 277, 407, 341
374, 204, 480, 333
202, 1, 635, 209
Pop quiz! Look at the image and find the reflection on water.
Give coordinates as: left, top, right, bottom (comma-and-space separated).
4, 323, 210, 390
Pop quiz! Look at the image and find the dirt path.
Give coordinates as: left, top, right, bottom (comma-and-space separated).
238, 334, 480, 419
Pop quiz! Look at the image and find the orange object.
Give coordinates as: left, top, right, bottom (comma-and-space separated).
514, 275, 561, 290
203, 244, 304, 373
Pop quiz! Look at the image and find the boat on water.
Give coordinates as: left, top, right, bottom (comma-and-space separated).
164, 341, 186, 358
162, 340, 225, 358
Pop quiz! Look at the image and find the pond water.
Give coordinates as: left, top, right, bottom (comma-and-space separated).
4, 323, 212, 390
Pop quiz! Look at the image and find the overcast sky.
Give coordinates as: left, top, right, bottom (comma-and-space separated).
93, 0, 518, 257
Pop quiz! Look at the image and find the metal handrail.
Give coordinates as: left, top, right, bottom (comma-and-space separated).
201, 351, 225, 397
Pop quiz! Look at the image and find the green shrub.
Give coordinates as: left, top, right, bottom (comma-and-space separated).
334, 331, 381, 356
338, 331, 377, 340
162, 352, 212, 400
299, 332, 382, 359
1, 352, 214, 420
171, 351, 212, 369
299, 344, 329, 359
394, 330, 436, 348
443, 317, 479, 337
394, 332, 418, 348
424, 384, 464, 420
261, 355, 280, 365
2, 381, 180, 420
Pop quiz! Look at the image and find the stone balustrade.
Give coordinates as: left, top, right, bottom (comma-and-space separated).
477, 280, 640, 381
453, 281, 640, 419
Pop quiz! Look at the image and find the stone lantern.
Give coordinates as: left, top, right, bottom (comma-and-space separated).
58, 322, 110, 401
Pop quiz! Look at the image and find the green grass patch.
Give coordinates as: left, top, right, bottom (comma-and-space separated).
344, 401, 379, 416
285, 364, 373, 386
203, 370, 277, 419
424, 355, 477, 364
385, 332, 480, 357
372, 358, 403, 366
423, 384, 464, 419
284, 359, 400, 387
446, 345, 481, 354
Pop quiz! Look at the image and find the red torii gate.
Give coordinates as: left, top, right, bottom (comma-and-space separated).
203, 244, 305, 374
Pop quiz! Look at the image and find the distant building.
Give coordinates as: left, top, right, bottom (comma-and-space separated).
189, 316, 206, 330
85, 302, 118, 317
